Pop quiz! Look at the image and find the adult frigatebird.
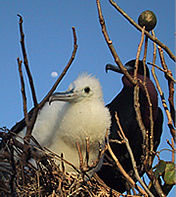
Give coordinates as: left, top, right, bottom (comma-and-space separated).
10, 73, 111, 175
97, 60, 163, 193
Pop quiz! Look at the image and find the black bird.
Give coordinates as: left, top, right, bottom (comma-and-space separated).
97, 60, 163, 193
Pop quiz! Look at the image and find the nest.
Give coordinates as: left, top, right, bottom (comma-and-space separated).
0, 130, 124, 197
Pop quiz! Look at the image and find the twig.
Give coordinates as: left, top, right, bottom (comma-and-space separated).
17, 15, 39, 147
17, 58, 29, 125
143, 81, 154, 166
115, 113, 154, 197
147, 31, 169, 197
76, 141, 84, 171
143, 36, 149, 83
96, 0, 136, 85
17, 14, 38, 107
158, 47, 176, 127
151, 67, 175, 140
38, 27, 78, 110
146, 169, 166, 197
166, 138, 175, 162
150, 47, 176, 140
108, 0, 176, 62
134, 84, 146, 141
106, 140, 148, 196
134, 26, 145, 80
133, 27, 149, 158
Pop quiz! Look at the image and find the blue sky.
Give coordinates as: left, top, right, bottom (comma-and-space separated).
0, 1, 175, 195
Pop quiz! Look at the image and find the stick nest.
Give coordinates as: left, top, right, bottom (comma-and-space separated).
0, 130, 121, 197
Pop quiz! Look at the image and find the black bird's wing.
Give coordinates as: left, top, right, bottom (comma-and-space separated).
153, 107, 163, 151
97, 85, 163, 193
98, 86, 143, 192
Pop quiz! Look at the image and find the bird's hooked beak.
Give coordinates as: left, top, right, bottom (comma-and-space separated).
105, 63, 133, 74
49, 89, 79, 104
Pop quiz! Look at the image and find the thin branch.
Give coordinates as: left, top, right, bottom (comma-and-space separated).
158, 47, 176, 127
148, 62, 176, 83
134, 84, 146, 141
151, 66, 175, 140
115, 113, 154, 197
141, 80, 154, 167
38, 26, 78, 110
146, 169, 166, 197
76, 141, 84, 171
17, 14, 38, 107
17, 15, 39, 147
166, 138, 175, 162
134, 26, 145, 80
96, 0, 136, 85
143, 36, 149, 83
17, 58, 29, 126
106, 140, 148, 196
109, 0, 176, 62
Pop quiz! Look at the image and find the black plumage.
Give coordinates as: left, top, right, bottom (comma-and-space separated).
97, 60, 163, 193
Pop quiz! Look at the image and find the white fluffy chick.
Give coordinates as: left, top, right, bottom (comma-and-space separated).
16, 73, 111, 175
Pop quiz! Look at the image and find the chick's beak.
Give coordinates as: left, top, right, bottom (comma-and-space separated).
49, 89, 79, 104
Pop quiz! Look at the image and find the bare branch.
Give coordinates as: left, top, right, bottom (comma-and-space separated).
38, 26, 78, 110
150, 46, 176, 140
115, 113, 154, 197
108, 0, 176, 62
134, 84, 146, 141
166, 138, 175, 162
96, 0, 136, 85
106, 139, 148, 196
17, 58, 29, 126
158, 47, 176, 127
17, 14, 38, 107
76, 141, 84, 171
134, 26, 145, 81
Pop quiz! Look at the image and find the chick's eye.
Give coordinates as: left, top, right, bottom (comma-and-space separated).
84, 87, 90, 94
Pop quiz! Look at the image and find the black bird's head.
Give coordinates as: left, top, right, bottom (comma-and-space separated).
105, 59, 150, 78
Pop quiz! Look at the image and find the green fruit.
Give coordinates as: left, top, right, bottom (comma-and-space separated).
138, 10, 157, 31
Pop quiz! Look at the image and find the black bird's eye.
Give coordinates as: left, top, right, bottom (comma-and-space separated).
84, 87, 90, 94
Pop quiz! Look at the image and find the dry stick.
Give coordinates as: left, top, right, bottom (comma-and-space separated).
17, 58, 29, 125
76, 142, 84, 171
96, 0, 136, 85
158, 47, 176, 128
146, 31, 167, 197
143, 36, 149, 83
152, 65, 175, 140
17, 15, 39, 146
38, 27, 78, 110
166, 138, 175, 162
17, 58, 31, 183
133, 26, 147, 142
154, 48, 176, 140
109, 0, 176, 62
134, 85, 146, 141
134, 27, 145, 80
140, 32, 155, 166
148, 62, 176, 83
171, 138, 175, 162
17, 14, 38, 107
139, 80, 154, 167
115, 113, 154, 197
142, 36, 150, 160
106, 141, 148, 196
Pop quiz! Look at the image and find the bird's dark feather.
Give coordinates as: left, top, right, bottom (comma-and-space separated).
97, 60, 163, 193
